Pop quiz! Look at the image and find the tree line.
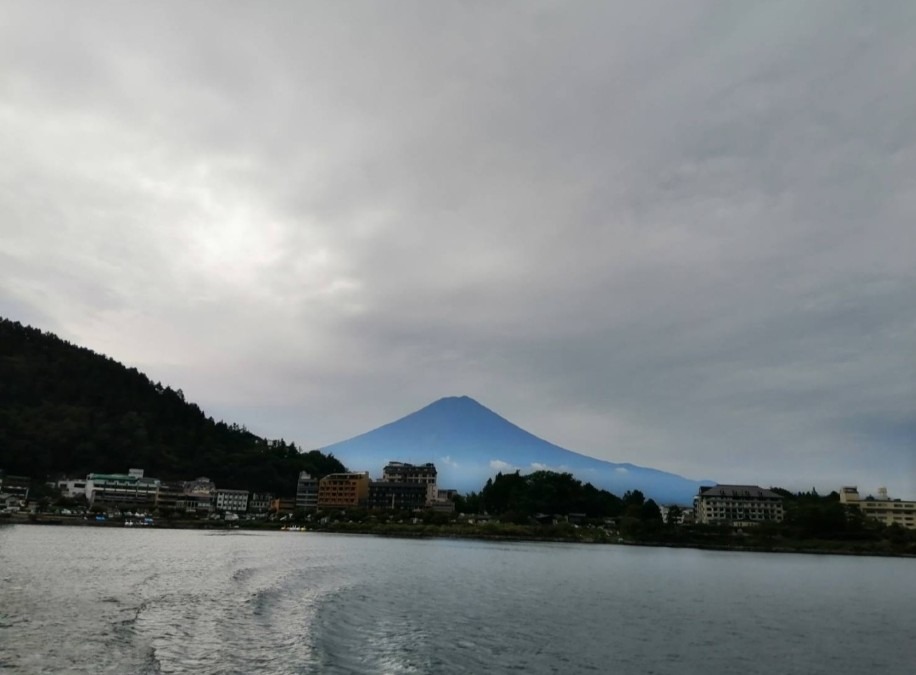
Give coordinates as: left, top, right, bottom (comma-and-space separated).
451, 471, 915, 549
454, 470, 663, 523
0, 317, 344, 496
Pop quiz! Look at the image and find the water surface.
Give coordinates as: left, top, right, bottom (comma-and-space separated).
1, 525, 914, 673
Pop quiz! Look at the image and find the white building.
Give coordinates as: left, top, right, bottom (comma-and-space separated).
57, 478, 88, 498
694, 485, 784, 526
840, 486, 916, 530
86, 469, 160, 509
215, 489, 249, 513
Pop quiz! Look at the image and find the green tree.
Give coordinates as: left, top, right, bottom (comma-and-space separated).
478, 470, 623, 518
454, 491, 481, 513
622, 490, 645, 507
0, 317, 345, 495
665, 505, 683, 525
640, 499, 662, 522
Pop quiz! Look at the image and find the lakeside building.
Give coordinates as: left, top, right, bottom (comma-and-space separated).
57, 478, 88, 499
660, 504, 694, 525
2, 492, 23, 510
381, 462, 438, 505
270, 497, 296, 515
694, 485, 784, 526
437, 489, 458, 502
318, 472, 370, 509
0, 473, 30, 501
156, 481, 195, 514
840, 486, 916, 530
367, 481, 427, 511
249, 492, 273, 514
86, 469, 161, 509
183, 477, 216, 514
296, 472, 319, 510
430, 488, 458, 513
215, 489, 249, 513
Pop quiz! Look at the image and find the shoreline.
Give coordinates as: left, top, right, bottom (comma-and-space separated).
5, 515, 914, 559
304, 526, 916, 559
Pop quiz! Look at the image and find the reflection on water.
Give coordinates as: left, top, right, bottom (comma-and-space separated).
1, 526, 914, 674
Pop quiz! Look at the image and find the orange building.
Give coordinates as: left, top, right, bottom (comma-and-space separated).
317, 472, 370, 509
269, 497, 297, 515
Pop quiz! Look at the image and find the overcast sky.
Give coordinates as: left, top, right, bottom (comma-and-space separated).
2, 1, 914, 495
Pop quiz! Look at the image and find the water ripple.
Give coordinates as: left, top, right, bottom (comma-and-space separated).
1, 527, 915, 674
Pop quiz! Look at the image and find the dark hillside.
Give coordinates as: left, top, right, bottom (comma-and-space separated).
0, 317, 343, 494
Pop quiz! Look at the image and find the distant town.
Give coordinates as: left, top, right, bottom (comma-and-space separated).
2, 462, 914, 536
1, 461, 455, 524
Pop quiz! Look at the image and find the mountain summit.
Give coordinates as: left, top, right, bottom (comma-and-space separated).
322, 396, 711, 503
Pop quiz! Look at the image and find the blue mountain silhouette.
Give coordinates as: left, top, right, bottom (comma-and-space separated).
322, 396, 710, 504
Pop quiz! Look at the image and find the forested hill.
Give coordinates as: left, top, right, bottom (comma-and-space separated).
0, 317, 344, 495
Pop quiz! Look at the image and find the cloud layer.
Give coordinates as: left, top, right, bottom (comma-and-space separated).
2, 2, 914, 495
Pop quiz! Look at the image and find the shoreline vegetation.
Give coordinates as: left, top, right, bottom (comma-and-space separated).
4, 318, 915, 559
5, 470, 916, 560
5, 513, 914, 559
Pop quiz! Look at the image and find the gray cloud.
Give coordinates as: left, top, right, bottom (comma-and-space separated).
2, 1, 914, 495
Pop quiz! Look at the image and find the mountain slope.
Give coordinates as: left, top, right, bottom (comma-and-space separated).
0, 317, 344, 494
323, 396, 711, 503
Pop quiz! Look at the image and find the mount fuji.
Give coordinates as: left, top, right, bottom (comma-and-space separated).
321, 396, 711, 504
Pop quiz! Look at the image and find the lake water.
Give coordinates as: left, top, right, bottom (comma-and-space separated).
1, 526, 914, 674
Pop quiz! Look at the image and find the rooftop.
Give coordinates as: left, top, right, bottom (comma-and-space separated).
699, 485, 782, 499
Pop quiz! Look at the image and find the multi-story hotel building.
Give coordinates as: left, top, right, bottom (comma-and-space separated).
183, 477, 216, 513
156, 481, 192, 513
382, 462, 438, 505
367, 481, 427, 511
86, 468, 160, 509
694, 484, 784, 525
215, 489, 249, 513
296, 472, 319, 510
840, 486, 916, 529
249, 492, 273, 514
317, 472, 370, 509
